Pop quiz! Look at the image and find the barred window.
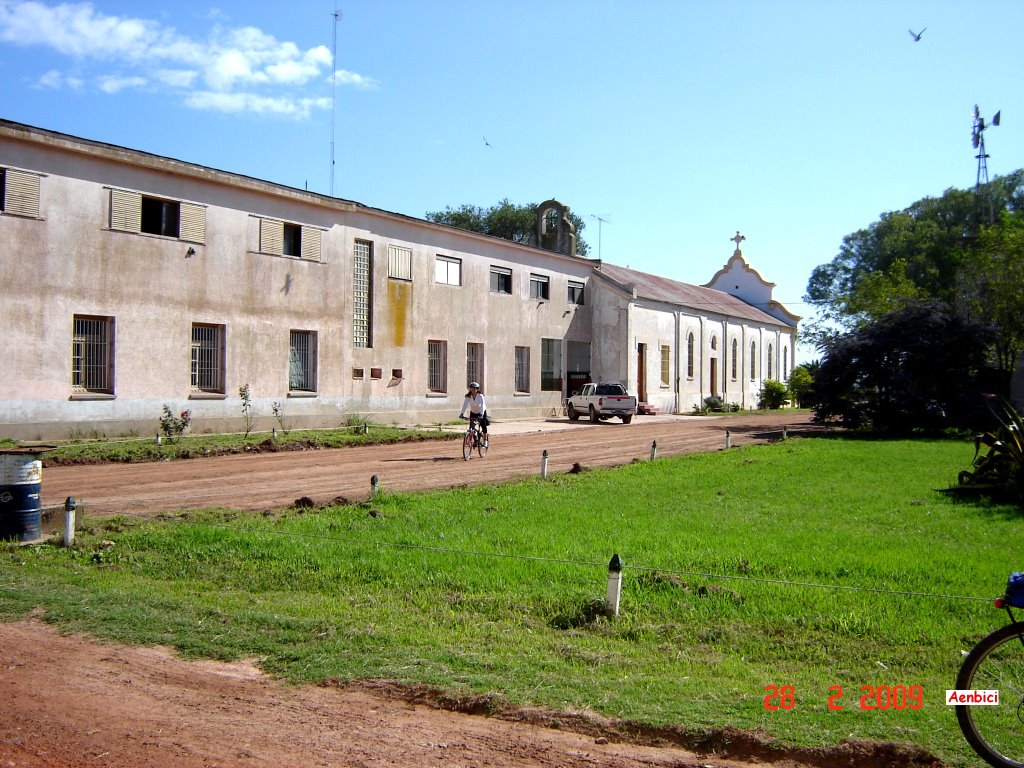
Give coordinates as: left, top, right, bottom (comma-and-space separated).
541, 338, 561, 391
289, 330, 318, 392
353, 240, 372, 348
767, 343, 774, 378
191, 324, 225, 393
661, 345, 671, 387
515, 346, 530, 393
428, 340, 447, 393
467, 342, 484, 390
72, 315, 114, 394
388, 244, 413, 280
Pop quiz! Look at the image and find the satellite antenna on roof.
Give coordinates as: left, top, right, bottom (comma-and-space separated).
330, 3, 342, 197
971, 104, 1001, 229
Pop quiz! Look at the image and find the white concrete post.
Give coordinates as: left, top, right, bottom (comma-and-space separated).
541, 449, 549, 479
370, 474, 379, 500
63, 497, 76, 547
783, 425, 788, 440
650, 440, 657, 461
725, 430, 732, 449
605, 553, 623, 617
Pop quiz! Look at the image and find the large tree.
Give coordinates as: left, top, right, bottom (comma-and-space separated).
813, 301, 994, 431
426, 199, 591, 257
804, 170, 1024, 391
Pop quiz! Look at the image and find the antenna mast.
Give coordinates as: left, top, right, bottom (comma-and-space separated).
589, 214, 609, 260
330, 3, 341, 197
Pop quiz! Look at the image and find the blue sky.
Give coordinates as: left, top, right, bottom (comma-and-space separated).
2, 1, 1021, 360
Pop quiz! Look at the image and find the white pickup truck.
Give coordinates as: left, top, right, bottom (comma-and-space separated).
566, 383, 638, 424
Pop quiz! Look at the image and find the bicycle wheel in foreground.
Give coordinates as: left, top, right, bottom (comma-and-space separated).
462, 431, 474, 460
956, 622, 1024, 768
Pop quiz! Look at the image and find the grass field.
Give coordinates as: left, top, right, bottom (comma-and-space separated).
1, 434, 1016, 766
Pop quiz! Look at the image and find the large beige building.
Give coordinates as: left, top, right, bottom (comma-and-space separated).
0, 119, 798, 440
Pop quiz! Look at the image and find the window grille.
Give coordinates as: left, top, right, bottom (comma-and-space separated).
289, 330, 317, 391
72, 315, 113, 393
353, 240, 372, 347
191, 324, 225, 393
466, 343, 484, 390
388, 244, 413, 280
661, 345, 671, 387
541, 339, 561, 391
428, 340, 447, 393
515, 346, 530, 392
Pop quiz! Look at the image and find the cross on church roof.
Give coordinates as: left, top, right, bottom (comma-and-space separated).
730, 230, 746, 255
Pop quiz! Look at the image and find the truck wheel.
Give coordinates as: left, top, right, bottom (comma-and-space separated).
589, 406, 599, 423
621, 414, 633, 424
567, 403, 580, 421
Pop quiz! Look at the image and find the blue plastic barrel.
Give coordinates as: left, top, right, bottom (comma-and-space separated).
0, 452, 43, 542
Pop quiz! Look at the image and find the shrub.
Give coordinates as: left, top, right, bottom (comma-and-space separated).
158, 405, 191, 442
758, 379, 789, 410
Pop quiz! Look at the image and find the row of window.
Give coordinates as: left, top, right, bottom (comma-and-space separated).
69, 315, 570, 398
687, 333, 788, 381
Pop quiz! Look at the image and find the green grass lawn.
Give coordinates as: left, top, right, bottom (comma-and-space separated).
1, 435, 1015, 766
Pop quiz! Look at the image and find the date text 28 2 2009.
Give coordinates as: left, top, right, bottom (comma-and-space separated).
763, 684, 924, 711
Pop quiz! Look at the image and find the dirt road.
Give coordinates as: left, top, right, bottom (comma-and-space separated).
41, 412, 816, 517
7, 412, 949, 768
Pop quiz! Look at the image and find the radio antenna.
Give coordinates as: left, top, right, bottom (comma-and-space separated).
330, 3, 342, 196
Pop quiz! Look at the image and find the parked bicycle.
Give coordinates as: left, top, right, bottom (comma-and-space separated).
956, 572, 1024, 767
461, 415, 488, 460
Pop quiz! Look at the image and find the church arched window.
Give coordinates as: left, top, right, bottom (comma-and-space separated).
687, 332, 695, 378
750, 341, 757, 380
731, 338, 738, 380
767, 343, 774, 377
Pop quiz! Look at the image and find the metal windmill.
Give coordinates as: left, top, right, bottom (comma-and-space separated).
971, 104, 1001, 228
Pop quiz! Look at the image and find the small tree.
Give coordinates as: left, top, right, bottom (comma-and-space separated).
758, 379, 789, 410
239, 383, 255, 437
787, 365, 815, 408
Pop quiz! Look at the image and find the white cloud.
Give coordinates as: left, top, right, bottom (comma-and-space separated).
98, 74, 146, 93
155, 69, 197, 88
185, 91, 331, 119
0, 1, 377, 117
35, 69, 82, 89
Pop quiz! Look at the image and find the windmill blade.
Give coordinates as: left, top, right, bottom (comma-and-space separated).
993, 111, 1001, 126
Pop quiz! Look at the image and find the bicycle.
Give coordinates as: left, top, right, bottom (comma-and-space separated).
956, 572, 1024, 767
461, 415, 488, 460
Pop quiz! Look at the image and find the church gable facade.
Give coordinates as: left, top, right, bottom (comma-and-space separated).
0, 119, 797, 439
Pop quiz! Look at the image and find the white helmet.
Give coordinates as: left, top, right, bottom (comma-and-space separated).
469, 381, 480, 389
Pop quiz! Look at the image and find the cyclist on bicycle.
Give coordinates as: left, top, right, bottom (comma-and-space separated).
459, 381, 489, 447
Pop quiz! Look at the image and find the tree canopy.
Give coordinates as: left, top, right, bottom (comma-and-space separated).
813, 301, 994, 431
425, 199, 591, 257
804, 169, 1024, 393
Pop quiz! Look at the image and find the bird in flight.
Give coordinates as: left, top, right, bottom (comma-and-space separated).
908, 27, 926, 41
483, 136, 492, 148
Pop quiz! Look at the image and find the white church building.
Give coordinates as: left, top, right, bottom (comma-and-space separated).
0, 119, 798, 440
